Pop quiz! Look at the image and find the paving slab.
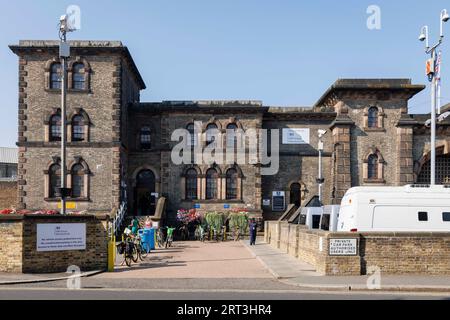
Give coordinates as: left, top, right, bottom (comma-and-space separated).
97, 240, 273, 279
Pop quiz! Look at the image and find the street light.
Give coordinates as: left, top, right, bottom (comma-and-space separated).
317, 129, 327, 204
418, 9, 449, 185
58, 14, 76, 214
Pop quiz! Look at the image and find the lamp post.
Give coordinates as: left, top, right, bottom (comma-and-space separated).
317, 130, 327, 204
419, 9, 449, 185
58, 15, 76, 214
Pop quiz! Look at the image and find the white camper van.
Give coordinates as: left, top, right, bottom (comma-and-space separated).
337, 185, 450, 232
320, 205, 340, 231
299, 207, 323, 230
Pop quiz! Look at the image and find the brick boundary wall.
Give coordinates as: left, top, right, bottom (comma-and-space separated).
266, 221, 450, 276
0, 214, 109, 273
0, 181, 18, 209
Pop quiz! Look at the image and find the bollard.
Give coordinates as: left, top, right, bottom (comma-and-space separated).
107, 238, 115, 272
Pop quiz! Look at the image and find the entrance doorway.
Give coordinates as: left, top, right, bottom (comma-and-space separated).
290, 183, 301, 207
134, 169, 156, 216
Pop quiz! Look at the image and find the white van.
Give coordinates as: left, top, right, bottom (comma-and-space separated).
320, 205, 340, 231
298, 207, 323, 230
337, 185, 450, 232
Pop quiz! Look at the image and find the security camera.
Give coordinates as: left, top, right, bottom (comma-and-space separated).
318, 129, 327, 138
442, 9, 450, 22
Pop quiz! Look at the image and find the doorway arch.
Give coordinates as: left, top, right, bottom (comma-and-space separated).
134, 169, 156, 216
289, 182, 301, 207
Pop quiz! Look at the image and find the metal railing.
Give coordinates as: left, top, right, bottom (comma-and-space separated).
109, 201, 127, 239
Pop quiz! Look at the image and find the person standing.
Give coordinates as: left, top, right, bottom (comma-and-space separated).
249, 218, 257, 246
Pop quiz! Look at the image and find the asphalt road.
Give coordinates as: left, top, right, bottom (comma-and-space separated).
1, 286, 450, 300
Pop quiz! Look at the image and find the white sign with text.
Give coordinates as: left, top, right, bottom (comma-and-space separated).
282, 128, 310, 144
329, 238, 358, 256
37, 223, 86, 252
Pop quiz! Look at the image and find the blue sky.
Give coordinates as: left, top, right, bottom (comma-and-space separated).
1, 0, 449, 147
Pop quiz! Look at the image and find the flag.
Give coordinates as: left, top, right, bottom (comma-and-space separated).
435, 50, 442, 113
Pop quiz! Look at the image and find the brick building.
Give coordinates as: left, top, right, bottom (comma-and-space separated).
9, 40, 450, 222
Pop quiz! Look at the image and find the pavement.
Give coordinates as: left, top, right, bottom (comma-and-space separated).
242, 239, 450, 293
2, 238, 450, 296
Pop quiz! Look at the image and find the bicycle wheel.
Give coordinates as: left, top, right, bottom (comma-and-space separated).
125, 253, 132, 267
140, 242, 149, 259
131, 244, 139, 263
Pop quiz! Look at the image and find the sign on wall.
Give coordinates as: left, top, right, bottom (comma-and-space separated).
282, 128, 310, 144
329, 238, 358, 256
37, 223, 86, 252
272, 191, 285, 211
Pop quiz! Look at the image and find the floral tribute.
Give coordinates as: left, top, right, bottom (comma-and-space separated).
176, 209, 201, 226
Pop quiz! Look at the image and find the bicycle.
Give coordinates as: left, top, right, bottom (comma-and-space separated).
133, 234, 149, 261
117, 236, 138, 267
194, 225, 206, 242
165, 227, 176, 248
178, 224, 189, 241
156, 228, 165, 248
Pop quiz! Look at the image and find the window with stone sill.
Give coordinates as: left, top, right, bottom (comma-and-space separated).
71, 115, 85, 142
226, 168, 238, 200
50, 63, 62, 90
50, 114, 62, 142
140, 127, 152, 150
206, 168, 219, 200
363, 149, 385, 183
72, 63, 86, 90
185, 168, 198, 200
363, 106, 385, 131
44, 158, 91, 201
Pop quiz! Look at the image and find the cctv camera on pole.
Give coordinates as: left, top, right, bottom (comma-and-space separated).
418, 9, 449, 185
57, 14, 76, 214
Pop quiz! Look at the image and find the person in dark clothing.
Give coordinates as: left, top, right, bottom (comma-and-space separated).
249, 218, 257, 246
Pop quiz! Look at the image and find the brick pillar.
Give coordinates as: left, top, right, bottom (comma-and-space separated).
330, 108, 354, 204
396, 125, 414, 185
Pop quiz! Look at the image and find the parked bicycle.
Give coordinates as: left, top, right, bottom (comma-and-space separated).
116, 236, 138, 267
194, 225, 206, 242
156, 228, 165, 248
165, 227, 176, 248
133, 234, 149, 261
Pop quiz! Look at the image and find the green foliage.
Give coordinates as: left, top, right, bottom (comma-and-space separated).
228, 212, 249, 233
205, 211, 226, 231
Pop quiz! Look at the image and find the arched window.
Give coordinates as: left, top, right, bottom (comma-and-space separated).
417, 154, 450, 185
140, 127, 151, 150
368, 107, 379, 128
206, 124, 218, 146
206, 168, 218, 200
71, 164, 84, 198
72, 63, 85, 90
187, 123, 196, 147
226, 123, 238, 149
226, 168, 238, 200
50, 63, 62, 89
72, 115, 84, 142
185, 169, 198, 200
367, 154, 378, 179
49, 164, 61, 198
50, 114, 62, 141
